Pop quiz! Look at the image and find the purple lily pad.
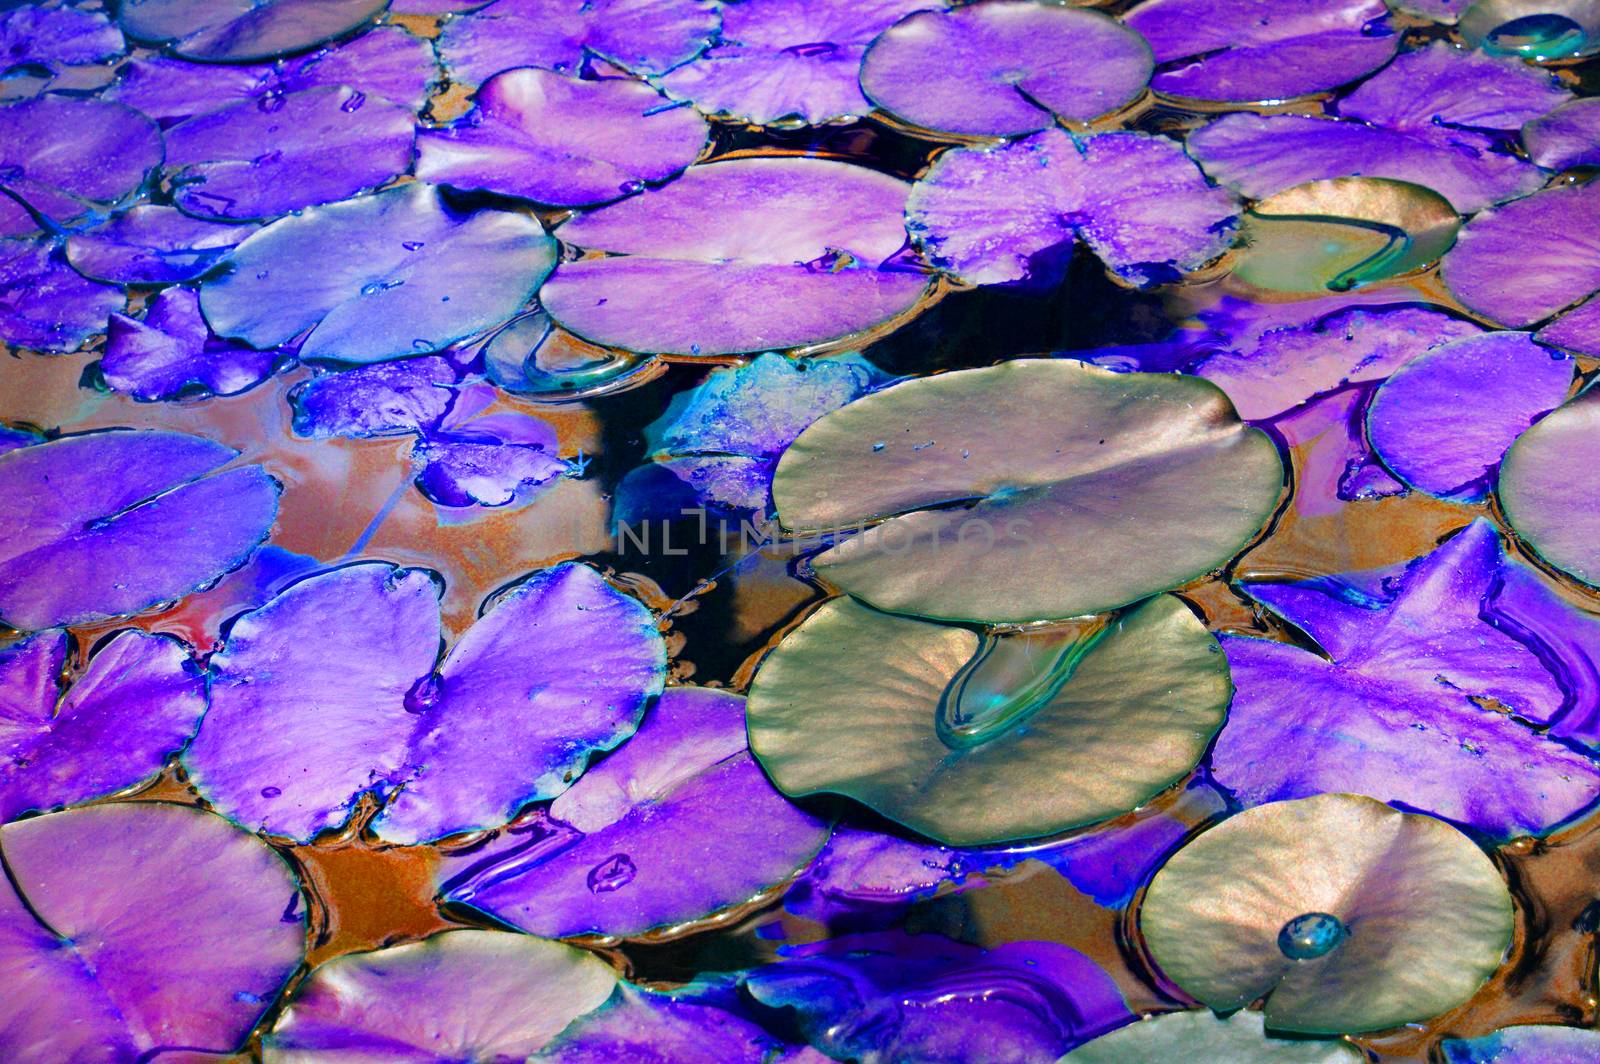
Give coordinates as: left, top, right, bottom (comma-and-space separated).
1442, 1024, 1600, 1062
535, 983, 794, 1062
1535, 290, 1600, 356
117, 0, 388, 63
1123, 0, 1398, 104
264, 929, 619, 1062
438, 0, 719, 86
1271, 386, 1405, 515
745, 932, 1132, 1063
1489, 558, 1600, 748
0, 5, 124, 71
66, 206, 257, 285
103, 287, 287, 401
165, 85, 415, 222
201, 182, 556, 363
184, 561, 667, 843
109, 26, 440, 122
1366, 331, 1574, 501
907, 129, 1238, 286
0, 802, 305, 1061
0, 430, 280, 631
1341, 41, 1570, 129
1441, 180, 1600, 328
291, 355, 461, 438
0, 95, 161, 236
858, 1, 1153, 137
440, 686, 830, 939
653, 0, 930, 126
0, 629, 204, 823
0, 239, 125, 353
1193, 302, 1482, 421
412, 410, 572, 509
1524, 97, 1600, 169
542, 156, 928, 356
1211, 520, 1600, 837
0, 425, 40, 455
417, 67, 709, 207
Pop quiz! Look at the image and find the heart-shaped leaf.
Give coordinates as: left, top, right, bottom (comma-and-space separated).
104, 287, 288, 402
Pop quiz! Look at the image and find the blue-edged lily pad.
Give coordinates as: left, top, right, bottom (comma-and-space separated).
103, 287, 288, 401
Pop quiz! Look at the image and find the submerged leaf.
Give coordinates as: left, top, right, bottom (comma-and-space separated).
104, 287, 286, 401
117, 0, 388, 63
1441, 1025, 1600, 1062
411, 410, 572, 509
67, 206, 256, 286
1061, 1011, 1363, 1063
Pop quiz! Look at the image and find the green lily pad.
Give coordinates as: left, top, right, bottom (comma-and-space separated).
1059, 1011, 1362, 1063
746, 593, 1231, 847
1233, 178, 1459, 293
1498, 382, 1600, 588
1140, 794, 1513, 1035
771, 359, 1284, 624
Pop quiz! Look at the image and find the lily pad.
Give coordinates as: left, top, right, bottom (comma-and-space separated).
1524, 97, 1600, 168
0, 95, 161, 236
290, 355, 461, 438
103, 287, 287, 401
1122, 0, 1398, 104
1441, 1024, 1600, 1062
747, 593, 1230, 846
0, 802, 305, 1061
744, 932, 1131, 1062
117, 0, 389, 63
1441, 180, 1600, 329
262, 930, 618, 1062
0, 430, 280, 631
481, 306, 652, 399
859, 1, 1152, 137
411, 410, 572, 508
1140, 793, 1514, 1034
184, 561, 666, 843
416, 67, 709, 207
542, 157, 928, 356
1389, 0, 1469, 21
907, 129, 1239, 287
440, 686, 830, 938
1459, 0, 1600, 60
654, 0, 932, 126
0, 629, 205, 823
1233, 177, 1459, 293
0, 5, 124, 72
201, 182, 556, 364
1366, 332, 1573, 500
1500, 380, 1600, 587
772, 359, 1282, 623
66, 206, 257, 285
1061, 1011, 1363, 1063
437, 0, 719, 86
164, 85, 415, 222
0, 239, 125, 353
1212, 521, 1600, 837
535, 983, 794, 1062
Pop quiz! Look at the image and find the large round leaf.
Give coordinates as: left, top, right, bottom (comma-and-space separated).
263, 930, 618, 1062
535, 983, 794, 1062
1441, 1025, 1600, 1063
1499, 381, 1600, 587
1061, 1011, 1362, 1063
0, 802, 306, 1061
0, 239, 125, 353
746, 593, 1230, 846
0, 430, 280, 631
772, 359, 1283, 623
542, 156, 928, 356
201, 182, 556, 364
1525, 98, 1600, 169
1140, 794, 1514, 1034
0, 96, 160, 237
66, 206, 257, 286
117, 0, 389, 63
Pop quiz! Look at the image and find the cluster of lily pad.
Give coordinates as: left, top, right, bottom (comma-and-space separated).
7, 0, 1600, 1059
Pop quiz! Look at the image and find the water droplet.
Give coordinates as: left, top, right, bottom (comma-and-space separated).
617, 180, 645, 195
404, 674, 442, 714
340, 90, 366, 113
586, 853, 636, 893
1486, 12, 1587, 57
260, 786, 282, 798
784, 41, 838, 57
257, 91, 286, 113
1278, 912, 1348, 960
253, 149, 283, 166
360, 278, 404, 296
402, 240, 425, 251
872, 441, 886, 452
938, 624, 1103, 750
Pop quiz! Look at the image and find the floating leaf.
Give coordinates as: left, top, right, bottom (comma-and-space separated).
117, 0, 389, 63
165, 85, 415, 222
1389, 0, 1469, 22
184, 561, 666, 843
747, 593, 1229, 846
1441, 1024, 1600, 1062
66, 206, 257, 285
1061, 1011, 1363, 1063
262, 930, 618, 1062
1212, 521, 1600, 836
438, 0, 719, 86
0, 5, 123, 70
1524, 97, 1600, 169
0, 239, 125, 353
103, 288, 287, 402
1233, 177, 1459, 293
1123, 0, 1398, 104
535, 983, 794, 1062
412, 410, 572, 508
417, 67, 709, 207
290, 355, 461, 438
0, 630, 204, 823
1366, 332, 1573, 500
481, 306, 652, 399
0, 802, 305, 1061
907, 130, 1238, 287
542, 157, 928, 356
1459, 0, 1600, 60
654, 0, 931, 126
1140, 793, 1513, 1034
0, 430, 280, 631
201, 182, 556, 364
441, 687, 829, 938
772, 360, 1282, 623
859, 1, 1151, 137
0, 95, 161, 236
1500, 380, 1600, 587
745, 932, 1131, 1062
